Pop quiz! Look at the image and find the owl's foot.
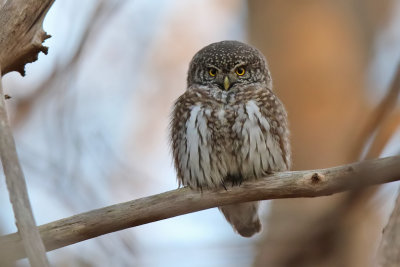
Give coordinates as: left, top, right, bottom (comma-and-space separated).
221, 181, 228, 191
225, 174, 243, 187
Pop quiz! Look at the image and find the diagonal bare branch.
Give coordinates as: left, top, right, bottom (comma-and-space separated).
0, 0, 56, 266
0, 71, 49, 266
366, 109, 400, 159
350, 63, 400, 161
0, 156, 399, 262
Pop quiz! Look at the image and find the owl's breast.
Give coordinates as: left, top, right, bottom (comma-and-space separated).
199, 105, 236, 175
173, 100, 231, 188
200, 98, 287, 180
229, 99, 287, 178
171, 88, 288, 189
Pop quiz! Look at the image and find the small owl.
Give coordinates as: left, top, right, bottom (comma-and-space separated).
170, 40, 291, 237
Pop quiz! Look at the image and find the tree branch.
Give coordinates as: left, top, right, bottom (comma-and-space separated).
377, 190, 400, 266
350, 63, 400, 161
0, 0, 54, 76
0, 156, 399, 262
0, 70, 49, 267
0, 0, 55, 266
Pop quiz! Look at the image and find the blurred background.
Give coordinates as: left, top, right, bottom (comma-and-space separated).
1, 0, 400, 266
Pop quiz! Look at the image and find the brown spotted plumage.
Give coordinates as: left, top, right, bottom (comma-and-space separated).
170, 41, 291, 237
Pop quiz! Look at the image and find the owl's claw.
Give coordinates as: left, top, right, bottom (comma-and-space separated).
231, 179, 242, 187
226, 174, 243, 187
221, 181, 228, 191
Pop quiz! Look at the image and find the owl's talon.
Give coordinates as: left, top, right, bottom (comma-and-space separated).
221, 182, 228, 191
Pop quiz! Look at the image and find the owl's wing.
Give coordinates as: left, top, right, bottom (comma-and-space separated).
257, 88, 291, 171
170, 91, 192, 186
170, 89, 216, 188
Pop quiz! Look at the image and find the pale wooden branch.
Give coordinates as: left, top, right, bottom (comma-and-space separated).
0, 156, 399, 262
0, 0, 54, 76
0, 71, 49, 267
0, 0, 55, 266
377, 190, 400, 267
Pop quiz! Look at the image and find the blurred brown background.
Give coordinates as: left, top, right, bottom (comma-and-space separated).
0, 0, 399, 266
249, 1, 399, 267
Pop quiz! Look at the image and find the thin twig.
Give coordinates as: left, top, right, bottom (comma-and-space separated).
0, 69, 49, 266
0, 156, 399, 262
342, 62, 400, 231
339, 63, 400, 264
366, 109, 400, 159
350, 63, 400, 161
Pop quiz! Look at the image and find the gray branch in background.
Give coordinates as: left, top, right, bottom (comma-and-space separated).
0, 156, 399, 262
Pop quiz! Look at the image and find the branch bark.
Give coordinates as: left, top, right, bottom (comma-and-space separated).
0, 0, 55, 266
0, 0, 54, 76
0, 156, 399, 262
0, 71, 49, 267
377, 190, 400, 267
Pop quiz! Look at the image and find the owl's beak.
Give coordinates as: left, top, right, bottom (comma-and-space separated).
223, 76, 230, 90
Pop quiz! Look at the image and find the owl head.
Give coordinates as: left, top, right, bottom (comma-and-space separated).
187, 40, 272, 91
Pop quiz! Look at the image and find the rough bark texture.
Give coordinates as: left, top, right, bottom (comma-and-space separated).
0, 0, 54, 75
0, 0, 55, 266
0, 156, 399, 262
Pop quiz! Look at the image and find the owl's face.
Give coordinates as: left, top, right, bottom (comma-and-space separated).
187, 40, 272, 92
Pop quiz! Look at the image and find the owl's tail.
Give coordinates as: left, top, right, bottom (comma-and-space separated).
219, 201, 261, 237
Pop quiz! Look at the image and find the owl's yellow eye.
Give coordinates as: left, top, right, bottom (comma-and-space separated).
208, 68, 217, 77
235, 67, 246, 76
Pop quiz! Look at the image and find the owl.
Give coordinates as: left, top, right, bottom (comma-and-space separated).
170, 40, 291, 237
